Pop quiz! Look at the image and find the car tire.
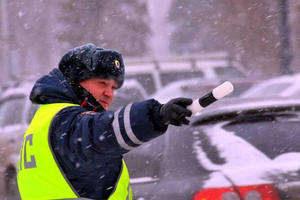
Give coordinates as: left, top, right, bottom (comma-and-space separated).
5, 166, 21, 200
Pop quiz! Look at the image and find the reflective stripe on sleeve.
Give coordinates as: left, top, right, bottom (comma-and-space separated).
112, 109, 134, 151
123, 104, 143, 145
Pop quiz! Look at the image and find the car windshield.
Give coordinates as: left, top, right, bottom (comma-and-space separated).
0, 97, 25, 127
191, 110, 300, 185
110, 87, 146, 111
153, 83, 212, 103
160, 71, 204, 86
223, 112, 300, 159
244, 82, 292, 97
214, 66, 245, 79
292, 88, 300, 96
126, 73, 156, 95
192, 110, 300, 165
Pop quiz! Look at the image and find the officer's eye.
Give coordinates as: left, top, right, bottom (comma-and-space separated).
99, 81, 106, 86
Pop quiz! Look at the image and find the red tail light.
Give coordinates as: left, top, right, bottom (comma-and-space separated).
193, 184, 280, 200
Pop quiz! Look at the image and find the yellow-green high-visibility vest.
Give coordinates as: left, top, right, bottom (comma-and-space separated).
17, 103, 132, 200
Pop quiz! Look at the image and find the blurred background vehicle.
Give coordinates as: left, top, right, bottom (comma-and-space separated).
151, 77, 252, 104
124, 96, 300, 200
0, 82, 35, 200
240, 73, 300, 98
110, 79, 148, 111
125, 52, 248, 96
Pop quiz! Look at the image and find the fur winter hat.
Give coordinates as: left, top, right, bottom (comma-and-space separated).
59, 43, 125, 88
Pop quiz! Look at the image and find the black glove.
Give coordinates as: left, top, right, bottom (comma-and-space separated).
159, 97, 193, 126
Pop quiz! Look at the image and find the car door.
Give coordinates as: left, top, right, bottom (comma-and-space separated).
124, 134, 165, 200
124, 124, 217, 200
0, 95, 27, 199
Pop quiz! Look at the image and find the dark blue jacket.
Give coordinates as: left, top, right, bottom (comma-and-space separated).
29, 69, 167, 199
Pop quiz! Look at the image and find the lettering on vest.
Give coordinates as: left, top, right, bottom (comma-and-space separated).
23, 134, 37, 169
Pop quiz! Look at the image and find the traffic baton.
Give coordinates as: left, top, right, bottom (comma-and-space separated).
187, 81, 234, 114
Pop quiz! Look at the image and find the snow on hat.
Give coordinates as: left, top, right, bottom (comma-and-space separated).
59, 43, 125, 88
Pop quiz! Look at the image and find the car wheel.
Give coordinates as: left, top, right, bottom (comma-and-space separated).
5, 166, 21, 200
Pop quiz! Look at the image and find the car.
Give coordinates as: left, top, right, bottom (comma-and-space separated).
125, 52, 247, 96
124, 97, 300, 200
151, 78, 250, 104
0, 79, 147, 199
109, 79, 148, 111
0, 82, 36, 200
240, 73, 300, 98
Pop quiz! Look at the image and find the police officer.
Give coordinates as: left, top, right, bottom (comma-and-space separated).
17, 43, 192, 200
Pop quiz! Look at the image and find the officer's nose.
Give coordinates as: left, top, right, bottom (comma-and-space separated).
103, 87, 114, 99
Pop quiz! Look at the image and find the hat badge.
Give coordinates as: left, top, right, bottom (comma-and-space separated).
114, 60, 120, 68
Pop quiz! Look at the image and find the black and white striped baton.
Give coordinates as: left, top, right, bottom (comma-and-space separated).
187, 81, 234, 114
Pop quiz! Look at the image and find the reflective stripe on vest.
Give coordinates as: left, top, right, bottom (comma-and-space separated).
17, 103, 132, 200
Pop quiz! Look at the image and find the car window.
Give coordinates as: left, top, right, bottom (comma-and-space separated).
160, 71, 204, 86
110, 88, 146, 111
126, 74, 156, 95
223, 112, 300, 159
244, 82, 291, 97
0, 97, 25, 127
163, 125, 211, 180
214, 66, 245, 79
27, 103, 40, 124
288, 88, 300, 97
118, 87, 146, 100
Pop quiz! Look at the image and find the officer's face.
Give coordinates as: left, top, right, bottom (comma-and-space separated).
79, 78, 118, 110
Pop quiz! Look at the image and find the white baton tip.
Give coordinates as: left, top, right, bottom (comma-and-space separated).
187, 100, 203, 114
212, 81, 234, 99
